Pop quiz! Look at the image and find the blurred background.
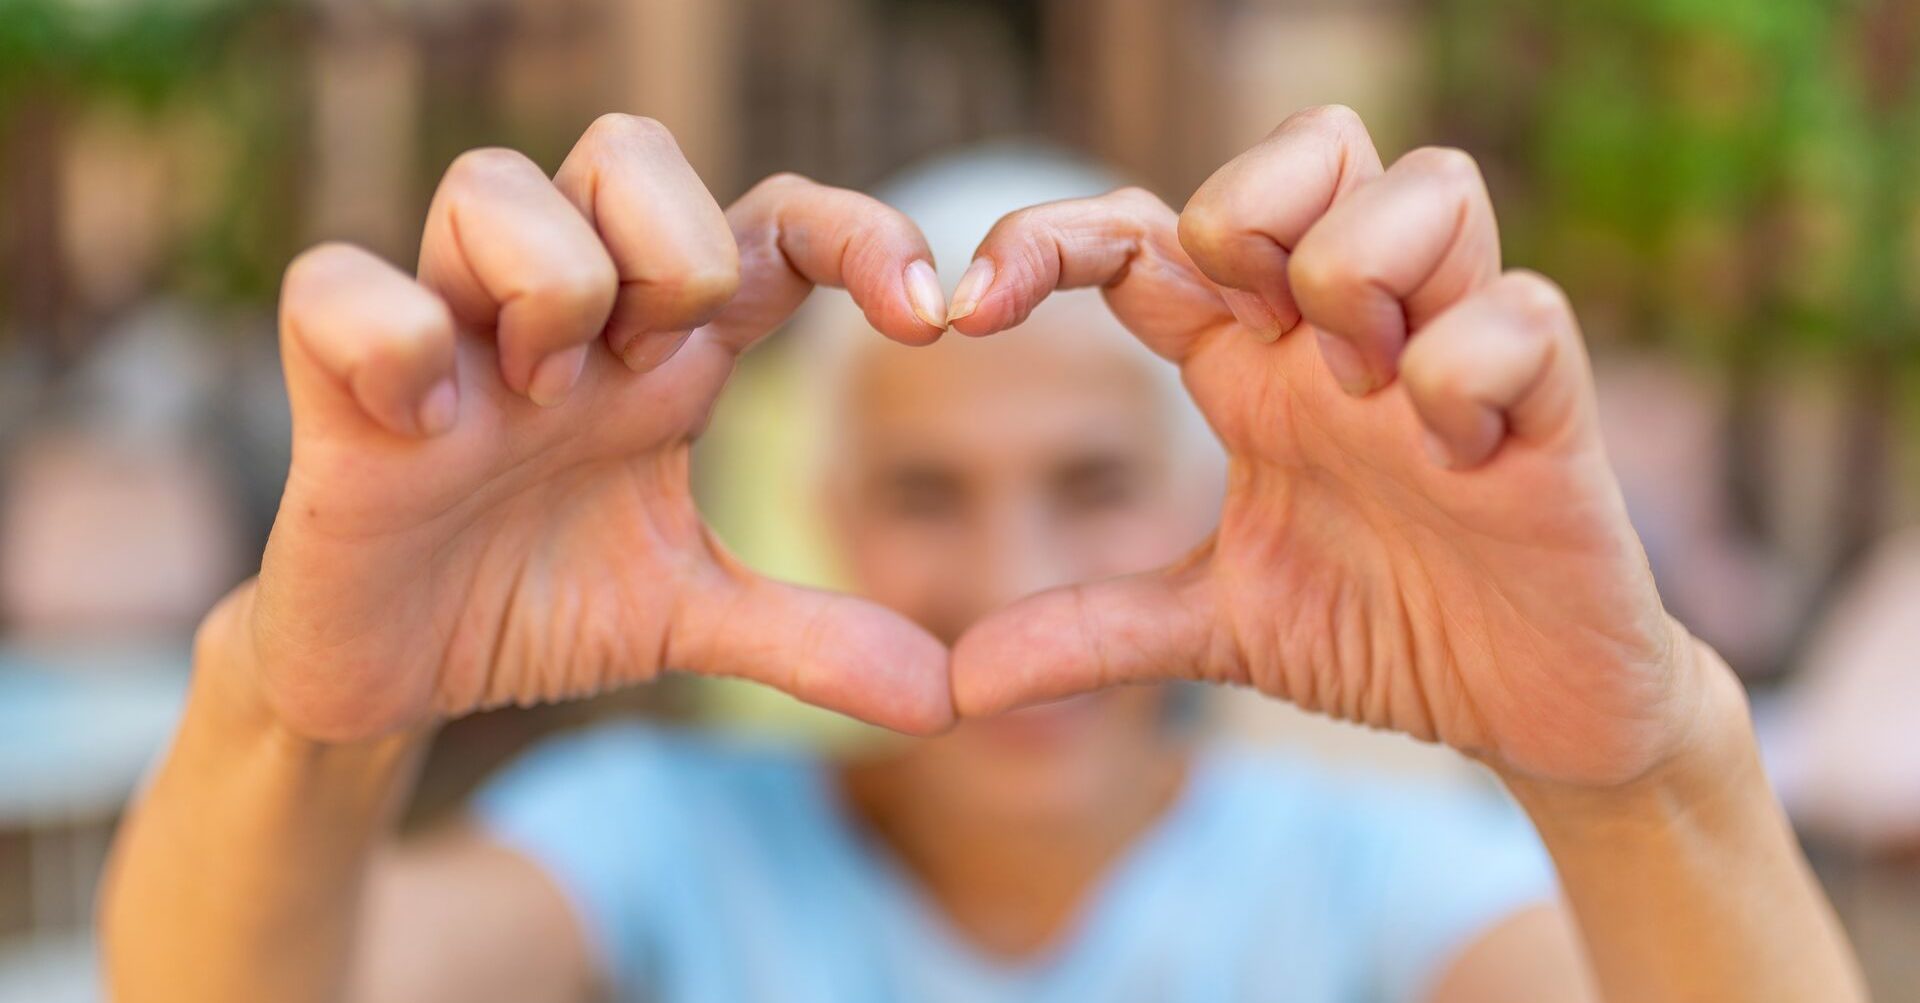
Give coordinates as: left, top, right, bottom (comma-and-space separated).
1, 0, 1918, 999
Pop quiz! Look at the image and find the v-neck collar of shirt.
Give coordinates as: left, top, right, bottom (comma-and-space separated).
798, 750, 1233, 991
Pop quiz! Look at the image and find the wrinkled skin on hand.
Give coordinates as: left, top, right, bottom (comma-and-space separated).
950, 107, 1704, 789
253, 116, 957, 742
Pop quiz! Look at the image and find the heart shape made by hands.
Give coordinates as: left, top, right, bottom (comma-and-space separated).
253, 109, 1698, 789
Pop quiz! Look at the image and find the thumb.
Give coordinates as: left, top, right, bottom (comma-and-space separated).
672, 554, 954, 736
951, 558, 1217, 717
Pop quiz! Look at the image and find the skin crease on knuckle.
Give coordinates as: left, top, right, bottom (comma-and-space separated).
445, 147, 537, 191
283, 241, 353, 290
1498, 271, 1575, 333
642, 259, 740, 324
584, 112, 673, 154
1174, 198, 1231, 263
1285, 103, 1366, 138
1283, 244, 1355, 322
522, 256, 619, 328
1402, 146, 1484, 187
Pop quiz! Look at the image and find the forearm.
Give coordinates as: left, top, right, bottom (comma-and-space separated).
100, 584, 431, 1003
1500, 640, 1866, 1003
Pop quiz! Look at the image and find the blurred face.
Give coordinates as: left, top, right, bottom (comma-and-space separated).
825, 293, 1219, 822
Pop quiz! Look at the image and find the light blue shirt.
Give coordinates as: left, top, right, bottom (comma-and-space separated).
475, 725, 1554, 1003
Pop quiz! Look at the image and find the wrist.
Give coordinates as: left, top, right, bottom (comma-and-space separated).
1497, 632, 1762, 836
191, 582, 432, 764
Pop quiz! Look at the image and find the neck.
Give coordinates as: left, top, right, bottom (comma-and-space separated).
837, 745, 1190, 959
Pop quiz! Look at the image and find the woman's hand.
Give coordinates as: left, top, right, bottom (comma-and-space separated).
245, 115, 958, 743
949, 105, 1724, 790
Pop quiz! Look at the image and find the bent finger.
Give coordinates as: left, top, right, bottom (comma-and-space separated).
708, 172, 947, 354
552, 114, 741, 373
1176, 105, 1385, 340
1289, 146, 1502, 396
1399, 270, 1596, 469
419, 147, 618, 406
280, 242, 459, 439
949, 186, 1231, 362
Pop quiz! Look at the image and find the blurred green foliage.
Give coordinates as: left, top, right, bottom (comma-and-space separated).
0, 0, 299, 310
6, 0, 1914, 359
0, 0, 266, 107
1434, 0, 1918, 357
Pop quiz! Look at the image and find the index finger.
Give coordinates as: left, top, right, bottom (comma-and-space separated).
945, 186, 1233, 363
703, 172, 949, 354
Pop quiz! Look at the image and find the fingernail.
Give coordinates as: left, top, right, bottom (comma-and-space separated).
1222, 288, 1282, 342
1314, 330, 1376, 395
416, 377, 458, 436
1422, 429, 1457, 469
947, 257, 995, 322
904, 259, 948, 331
527, 345, 587, 407
619, 329, 693, 373
606, 326, 638, 359
1455, 408, 1505, 468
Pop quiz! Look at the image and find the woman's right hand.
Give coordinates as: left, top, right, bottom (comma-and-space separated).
236, 115, 957, 744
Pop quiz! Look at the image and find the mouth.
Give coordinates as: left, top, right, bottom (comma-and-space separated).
969, 690, 1112, 748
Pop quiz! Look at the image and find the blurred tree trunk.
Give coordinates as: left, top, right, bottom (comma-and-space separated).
307, 5, 423, 258
1830, 0, 1918, 577
0, 94, 67, 366
621, 0, 741, 197
1771, 0, 1919, 678
1044, 0, 1223, 197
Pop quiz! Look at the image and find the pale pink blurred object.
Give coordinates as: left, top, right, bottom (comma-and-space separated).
1, 431, 241, 639
1768, 528, 1920, 852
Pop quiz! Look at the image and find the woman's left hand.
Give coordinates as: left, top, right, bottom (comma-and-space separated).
949, 105, 1728, 790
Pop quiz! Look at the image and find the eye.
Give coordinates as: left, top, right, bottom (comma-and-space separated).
1054, 458, 1140, 515
877, 469, 965, 521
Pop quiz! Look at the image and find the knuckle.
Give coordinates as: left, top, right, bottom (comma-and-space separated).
528, 256, 620, 317
584, 112, 672, 149
738, 171, 827, 214
1497, 270, 1573, 329
357, 332, 414, 374
387, 293, 457, 354
1280, 103, 1365, 138
1286, 239, 1358, 303
1403, 145, 1484, 188
444, 146, 536, 191
283, 241, 358, 291
1107, 185, 1173, 222
984, 204, 1044, 247
1177, 197, 1234, 258
1000, 200, 1046, 229
755, 170, 816, 194
1106, 184, 1161, 210
1401, 342, 1471, 401
658, 258, 741, 313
